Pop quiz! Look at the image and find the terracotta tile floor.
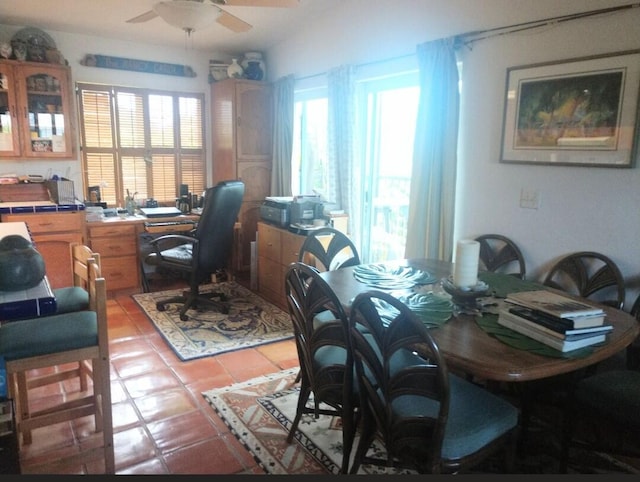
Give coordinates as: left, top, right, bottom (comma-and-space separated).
17, 283, 299, 475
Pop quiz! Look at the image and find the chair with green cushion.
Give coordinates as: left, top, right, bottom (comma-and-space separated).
52, 243, 101, 314
1, 259, 115, 473
560, 369, 640, 472
284, 261, 359, 474
347, 289, 518, 474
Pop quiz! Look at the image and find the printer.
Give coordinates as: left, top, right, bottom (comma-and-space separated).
259, 194, 325, 229
260, 196, 293, 227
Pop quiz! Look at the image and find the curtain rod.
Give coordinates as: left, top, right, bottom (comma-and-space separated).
295, 2, 639, 82
455, 2, 640, 48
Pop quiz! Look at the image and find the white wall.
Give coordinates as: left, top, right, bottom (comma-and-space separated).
3, 0, 640, 305
0, 26, 215, 191
266, 0, 640, 307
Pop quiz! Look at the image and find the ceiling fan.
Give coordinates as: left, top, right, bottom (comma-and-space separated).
126, 0, 299, 34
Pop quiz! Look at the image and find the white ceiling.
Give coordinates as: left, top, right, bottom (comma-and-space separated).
0, 0, 339, 54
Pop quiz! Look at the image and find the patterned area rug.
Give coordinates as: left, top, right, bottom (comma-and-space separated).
202, 369, 640, 475
132, 282, 293, 361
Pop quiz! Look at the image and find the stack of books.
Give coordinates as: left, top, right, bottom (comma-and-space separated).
497, 290, 611, 352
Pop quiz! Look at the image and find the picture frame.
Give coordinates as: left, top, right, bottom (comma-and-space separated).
500, 50, 640, 167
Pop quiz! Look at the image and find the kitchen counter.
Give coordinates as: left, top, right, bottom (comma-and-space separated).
0, 201, 85, 215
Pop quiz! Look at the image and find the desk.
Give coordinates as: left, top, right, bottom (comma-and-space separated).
0, 222, 56, 321
319, 258, 639, 382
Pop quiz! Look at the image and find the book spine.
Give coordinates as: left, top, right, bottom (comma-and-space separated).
498, 314, 606, 352
504, 309, 566, 339
508, 307, 572, 332
498, 314, 566, 350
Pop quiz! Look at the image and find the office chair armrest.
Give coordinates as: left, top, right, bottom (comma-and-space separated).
149, 234, 198, 255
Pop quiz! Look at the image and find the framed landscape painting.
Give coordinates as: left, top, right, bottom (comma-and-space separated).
500, 50, 640, 167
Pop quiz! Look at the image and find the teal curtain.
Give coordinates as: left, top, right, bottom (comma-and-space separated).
327, 65, 360, 243
404, 38, 460, 262
270, 74, 295, 196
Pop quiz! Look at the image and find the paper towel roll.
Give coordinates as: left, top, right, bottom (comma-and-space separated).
453, 239, 480, 288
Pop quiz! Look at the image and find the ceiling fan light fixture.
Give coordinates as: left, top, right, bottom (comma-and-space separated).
153, 1, 221, 33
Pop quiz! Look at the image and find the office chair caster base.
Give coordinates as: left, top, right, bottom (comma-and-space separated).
157, 303, 167, 312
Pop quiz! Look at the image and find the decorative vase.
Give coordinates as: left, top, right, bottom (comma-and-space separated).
227, 58, 244, 79
11, 40, 27, 61
0, 235, 46, 291
241, 52, 265, 81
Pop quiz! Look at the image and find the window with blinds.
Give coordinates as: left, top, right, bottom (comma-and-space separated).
77, 83, 205, 208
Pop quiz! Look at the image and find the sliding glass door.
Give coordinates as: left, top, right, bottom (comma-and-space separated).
357, 73, 419, 263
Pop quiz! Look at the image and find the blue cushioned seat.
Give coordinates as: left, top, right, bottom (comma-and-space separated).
0, 311, 97, 361
53, 286, 90, 314
348, 290, 518, 474
573, 370, 640, 427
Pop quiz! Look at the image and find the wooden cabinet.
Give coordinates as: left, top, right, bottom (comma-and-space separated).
211, 79, 272, 273
87, 223, 139, 294
0, 59, 75, 159
257, 221, 305, 310
0, 211, 85, 289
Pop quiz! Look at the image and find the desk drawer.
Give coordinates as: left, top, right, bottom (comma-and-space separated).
88, 224, 137, 239
257, 223, 282, 263
281, 231, 304, 266
3, 212, 83, 233
90, 236, 137, 257
101, 255, 139, 291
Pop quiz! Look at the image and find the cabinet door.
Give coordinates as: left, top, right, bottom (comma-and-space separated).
0, 63, 20, 157
235, 81, 272, 161
13, 63, 74, 158
237, 161, 271, 202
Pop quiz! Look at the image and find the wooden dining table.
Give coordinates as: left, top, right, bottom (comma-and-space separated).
318, 258, 639, 383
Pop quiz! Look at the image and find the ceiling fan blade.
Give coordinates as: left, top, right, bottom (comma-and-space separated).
215, 0, 299, 7
126, 10, 159, 23
216, 11, 252, 32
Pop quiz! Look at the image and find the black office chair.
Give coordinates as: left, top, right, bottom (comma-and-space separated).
347, 290, 519, 474
149, 180, 244, 320
475, 234, 526, 280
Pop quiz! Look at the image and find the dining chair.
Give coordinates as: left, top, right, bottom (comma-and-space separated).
149, 180, 244, 320
517, 251, 626, 455
53, 243, 101, 314
284, 261, 358, 474
474, 234, 526, 280
297, 226, 361, 272
0, 257, 115, 473
541, 251, 625, 310
347, 289, 519, 474
627, 293, 640, 370
559, 368, 640, 472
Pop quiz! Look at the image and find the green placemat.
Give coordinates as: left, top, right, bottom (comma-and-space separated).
476, 313, 596, 359
478, 272, 546, 298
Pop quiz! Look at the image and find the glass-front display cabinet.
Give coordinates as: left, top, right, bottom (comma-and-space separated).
0, 60, 74, 159
0, 62, 21, 157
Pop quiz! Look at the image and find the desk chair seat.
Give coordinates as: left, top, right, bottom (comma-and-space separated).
0, 256, 114, 474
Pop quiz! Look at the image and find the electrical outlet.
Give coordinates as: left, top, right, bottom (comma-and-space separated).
520, 188, 540, 209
